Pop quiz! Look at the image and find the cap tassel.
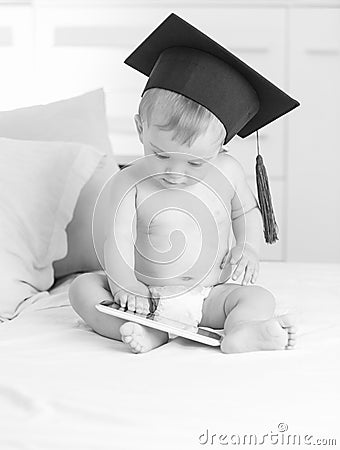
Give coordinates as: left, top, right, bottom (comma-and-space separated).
255, 131, 279, 244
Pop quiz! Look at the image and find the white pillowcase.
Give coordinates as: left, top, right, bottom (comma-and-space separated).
0, 89, 120, 277
0, 138, 104, 321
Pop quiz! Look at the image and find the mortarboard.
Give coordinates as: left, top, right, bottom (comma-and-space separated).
124, 13, 300, 244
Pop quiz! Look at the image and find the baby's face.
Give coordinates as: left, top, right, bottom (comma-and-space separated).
137, 118, 223, 188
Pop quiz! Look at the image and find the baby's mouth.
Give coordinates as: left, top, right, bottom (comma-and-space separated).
162, 177, 186, 185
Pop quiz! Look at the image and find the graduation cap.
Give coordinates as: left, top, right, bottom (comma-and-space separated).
124, 13, 300, 244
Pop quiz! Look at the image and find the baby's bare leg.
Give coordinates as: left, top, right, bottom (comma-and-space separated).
201, 284, 296, 353
69, 273, 168, 352
222, 285, 296, 353
69, 272, 124, 341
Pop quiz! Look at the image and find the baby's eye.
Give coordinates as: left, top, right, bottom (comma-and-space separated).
188, 161, 204, 167
153, 152, 169, 159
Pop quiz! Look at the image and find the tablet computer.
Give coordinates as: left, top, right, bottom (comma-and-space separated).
95, 300, 222, 347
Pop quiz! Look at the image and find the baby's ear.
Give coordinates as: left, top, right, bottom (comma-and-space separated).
134, 114, 144, 144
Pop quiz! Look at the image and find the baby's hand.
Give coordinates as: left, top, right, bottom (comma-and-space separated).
220, 244, 259, 285
114, 288, 150, 314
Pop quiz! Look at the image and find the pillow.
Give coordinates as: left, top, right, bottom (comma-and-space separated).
0, 138, 104, 321
0, 89, 120, 277
0, 89, 112, 153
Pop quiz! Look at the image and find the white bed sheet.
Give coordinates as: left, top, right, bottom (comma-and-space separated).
1, 262, 339, 450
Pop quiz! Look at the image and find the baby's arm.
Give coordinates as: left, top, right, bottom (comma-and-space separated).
222, 156, 263, 284
231, 168, 263, 256
104, 170, 150, 308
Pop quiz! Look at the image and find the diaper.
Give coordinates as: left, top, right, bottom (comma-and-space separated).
148, 285, 212, 337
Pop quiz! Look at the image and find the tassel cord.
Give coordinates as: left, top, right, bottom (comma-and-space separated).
255, 131, 279, 244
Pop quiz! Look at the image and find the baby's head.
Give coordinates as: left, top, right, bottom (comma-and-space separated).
134, 88, 226, 187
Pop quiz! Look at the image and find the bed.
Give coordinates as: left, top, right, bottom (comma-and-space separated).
0, 89, 339, 450
1, 262, 339, 450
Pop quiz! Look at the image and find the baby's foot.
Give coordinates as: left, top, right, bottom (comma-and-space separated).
221, 314, 297, 354
120, 322, 168, 353
279, 314, 297, 350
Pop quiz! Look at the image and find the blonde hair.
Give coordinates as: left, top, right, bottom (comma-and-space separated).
138, 88, 226, 147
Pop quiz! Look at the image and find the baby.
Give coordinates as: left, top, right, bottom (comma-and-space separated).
69, 87, 296, 354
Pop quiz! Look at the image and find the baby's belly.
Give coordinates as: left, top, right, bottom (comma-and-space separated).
133, 171, 234, 287
135, 214, 232, 287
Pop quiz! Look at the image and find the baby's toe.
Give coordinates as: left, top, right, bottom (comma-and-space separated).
285, 329, 297, 349
277, 313, 297, 330
135, 343, 143, 352
129, 337, 144, 354
130, 339, 139, 349
287, 336, 296, 348
287, 326, 297, 343
288, 326, 297, 335
122, 335, 133, 344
